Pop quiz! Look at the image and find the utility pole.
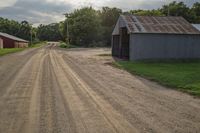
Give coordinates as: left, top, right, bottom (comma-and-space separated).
30, 27, 33, 45
168, 4, 170, 16
166, 0, 170, 16
66, 18, 69, 44
64, 13, 70, 44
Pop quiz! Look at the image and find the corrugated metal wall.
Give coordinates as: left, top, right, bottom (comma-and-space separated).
0, 36, 28, 48
0, 36, 15, 48
14, 42, 28, 48
130, 34, 200, 60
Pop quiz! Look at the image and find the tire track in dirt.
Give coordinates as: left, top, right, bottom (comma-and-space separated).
0, 48, 47, 133
0, 48, 42, 96
38, 47, 77, 133
25, 48, 49, 133
61, 49, 200, 133
1, 45, 200, 133
62, 54, 156, 133
50, 48, 139, 133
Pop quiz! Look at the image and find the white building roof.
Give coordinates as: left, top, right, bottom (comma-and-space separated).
0, 32, 28, 42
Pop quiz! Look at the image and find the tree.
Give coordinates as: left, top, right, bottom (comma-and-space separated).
191, 2, 200, 23
17, 21, 32, 41
66, 7, 101, 47
160, 1, 192, 21
59, 20, 68, 42
0, 18, 34, 41
130, 9, 164, 16
192, 2, 200, 16
99, 7, 122, 46
37, 23, 62, 41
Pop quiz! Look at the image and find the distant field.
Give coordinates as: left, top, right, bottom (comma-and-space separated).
0, 48, 25, 56
113, 61, 200, 96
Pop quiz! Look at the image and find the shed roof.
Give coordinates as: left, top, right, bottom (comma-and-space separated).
0, 32, 28, 42
113, 15, 200, 35
192, 24, 200, 31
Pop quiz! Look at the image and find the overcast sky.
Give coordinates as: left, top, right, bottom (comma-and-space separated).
0, 0, 199, 27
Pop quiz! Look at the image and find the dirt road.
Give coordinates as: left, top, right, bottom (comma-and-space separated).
0, 44, 200, 133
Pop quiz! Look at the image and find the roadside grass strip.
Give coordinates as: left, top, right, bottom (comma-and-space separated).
113, 61, 200, 96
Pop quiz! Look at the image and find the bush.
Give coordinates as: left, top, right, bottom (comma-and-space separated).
59, 43, 67, 48
59, 42, 77, 48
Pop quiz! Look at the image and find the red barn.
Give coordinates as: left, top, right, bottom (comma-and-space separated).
0, 32, 29, 48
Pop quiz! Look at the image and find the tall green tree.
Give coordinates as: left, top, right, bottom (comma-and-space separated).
130, 9, 164, 16
59, 20, 68, 42
0, 18, 35, 42
191, 2, 200, 23
37, 23, 62, 41
17, 21, 32, 41
160, 1, 194, 22
66, 7, 101, 47
100, 7, 122, 46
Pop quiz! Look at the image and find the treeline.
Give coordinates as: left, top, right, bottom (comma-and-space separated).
0, 18, 36, 41
37, 23, 62, 41
0, 1, 200, 47
60, 1, 200, 47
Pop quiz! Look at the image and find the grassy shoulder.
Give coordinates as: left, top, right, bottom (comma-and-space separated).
0, 48, 25, 56
29, 41, 47, 48
113, 61, 200, 96
0, 42, 46, 57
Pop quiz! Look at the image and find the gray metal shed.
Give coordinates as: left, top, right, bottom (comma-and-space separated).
112, 15, 200, 61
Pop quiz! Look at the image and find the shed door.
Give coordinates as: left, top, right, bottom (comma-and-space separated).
120, 27, 129, 59
112, 35, 120, 57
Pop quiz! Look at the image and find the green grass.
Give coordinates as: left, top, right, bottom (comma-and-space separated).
0, 42, 46, 56
113, 61, 200, 96
59, 42, 77, 49
29, 42, 47, 48
0, 48, 25, 56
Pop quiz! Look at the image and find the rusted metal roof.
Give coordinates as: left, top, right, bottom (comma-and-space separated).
121, 15, 200, 34
0, 32, 28, 42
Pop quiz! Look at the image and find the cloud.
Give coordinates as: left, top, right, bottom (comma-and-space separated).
0, 0, 17, 8
0, 0, 72, 26
0, 0, 199, 26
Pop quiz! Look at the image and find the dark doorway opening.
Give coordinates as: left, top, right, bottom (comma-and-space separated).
112, 35, 120, 57
119, 27, 129, 59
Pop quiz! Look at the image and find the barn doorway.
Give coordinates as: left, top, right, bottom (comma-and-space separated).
120, 27, 129, 59
112, 35, 120, 57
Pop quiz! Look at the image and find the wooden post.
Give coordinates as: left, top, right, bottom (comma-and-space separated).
0, 38, 3, 49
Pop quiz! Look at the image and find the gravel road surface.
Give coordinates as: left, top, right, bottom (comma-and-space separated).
0, 44, 200, 133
